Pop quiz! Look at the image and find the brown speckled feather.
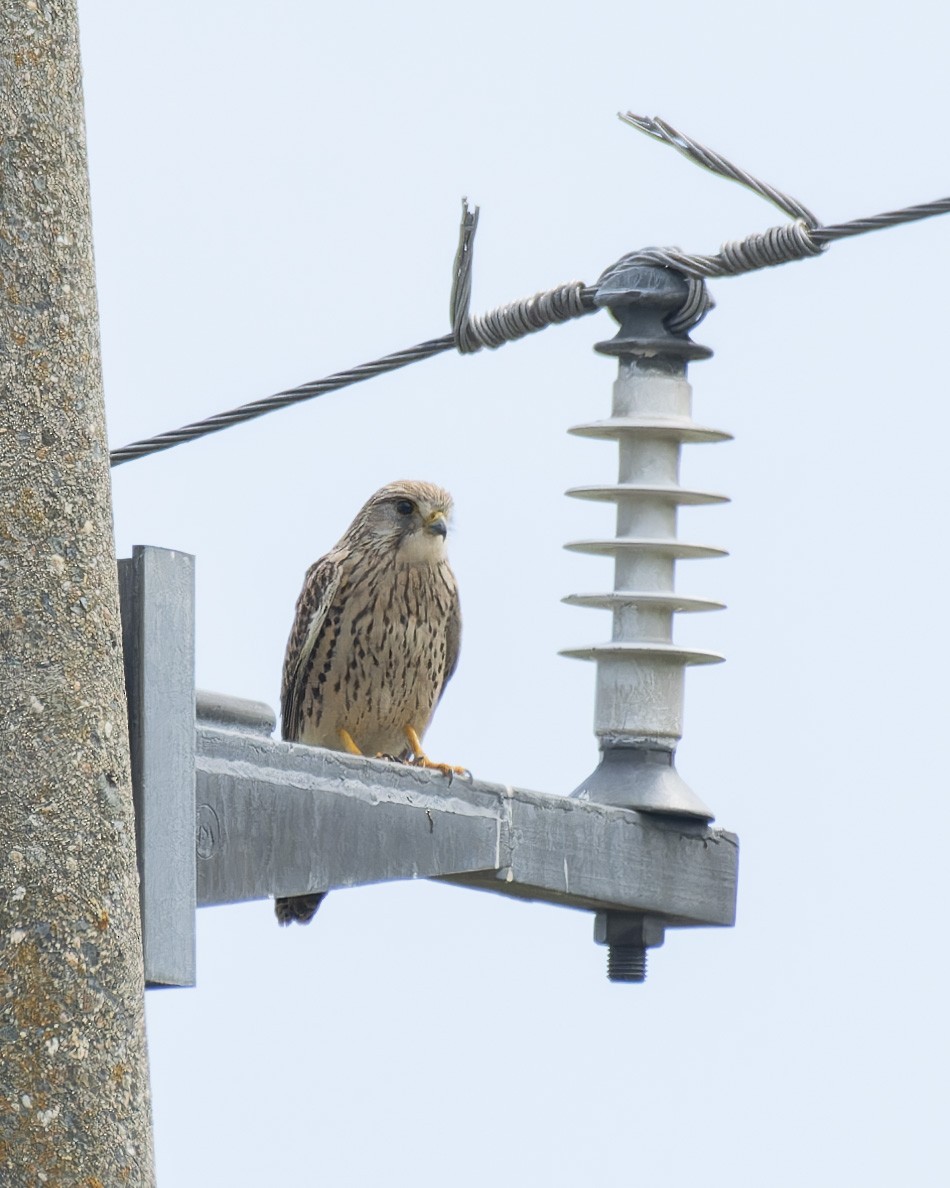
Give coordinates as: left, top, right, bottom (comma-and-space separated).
280, 551, 345, 744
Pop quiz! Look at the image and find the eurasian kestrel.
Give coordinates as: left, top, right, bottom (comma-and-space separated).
275, 480, 462, 925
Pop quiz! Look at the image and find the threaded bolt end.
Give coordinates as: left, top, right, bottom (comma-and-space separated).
607, 944, 648, 983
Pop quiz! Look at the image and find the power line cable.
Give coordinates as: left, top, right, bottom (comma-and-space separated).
110, 116, 950, 467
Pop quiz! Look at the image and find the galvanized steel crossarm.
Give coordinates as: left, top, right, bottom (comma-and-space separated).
440, 791, 738, 925
119, 549, 738, 989
194, 720, 502, 907
193, 713, 737, 927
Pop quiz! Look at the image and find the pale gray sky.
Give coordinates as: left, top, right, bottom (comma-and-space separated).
79, 2, 949, 1184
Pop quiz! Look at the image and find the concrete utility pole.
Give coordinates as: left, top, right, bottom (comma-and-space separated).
0, 3, 155, 1184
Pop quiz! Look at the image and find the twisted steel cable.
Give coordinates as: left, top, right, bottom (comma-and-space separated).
450, 198, 595, 353
110, 117, 950, 467
109, 337, 456, 466
618, 112, 822, 226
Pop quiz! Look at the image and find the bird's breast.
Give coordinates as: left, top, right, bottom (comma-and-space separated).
295, 559, 457, 756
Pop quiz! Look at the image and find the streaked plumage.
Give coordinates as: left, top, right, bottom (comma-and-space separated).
275, 480, 461, 925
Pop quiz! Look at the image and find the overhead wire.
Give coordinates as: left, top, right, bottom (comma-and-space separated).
110, 115, 950, 467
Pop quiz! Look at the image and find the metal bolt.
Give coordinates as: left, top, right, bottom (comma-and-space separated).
607, 945, 649, 983
595, 912, 665, 984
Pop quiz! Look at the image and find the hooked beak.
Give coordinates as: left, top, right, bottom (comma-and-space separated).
425, 511, 448, 538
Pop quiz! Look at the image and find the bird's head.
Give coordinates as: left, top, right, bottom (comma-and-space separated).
347, 480, 453, 563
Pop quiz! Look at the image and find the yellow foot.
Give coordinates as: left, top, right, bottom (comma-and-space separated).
338, 728, 363, 756
404, 726, 469, 780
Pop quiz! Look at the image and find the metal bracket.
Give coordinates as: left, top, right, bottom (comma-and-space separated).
118, 546, 197, 988
119, 546, 739, 989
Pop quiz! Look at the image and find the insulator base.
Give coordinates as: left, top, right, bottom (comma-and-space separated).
571, 745, 713, 820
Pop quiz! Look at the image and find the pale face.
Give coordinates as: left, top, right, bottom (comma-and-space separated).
359, 484, 452, 565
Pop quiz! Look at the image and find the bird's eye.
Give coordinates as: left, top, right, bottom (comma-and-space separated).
395, 499, 415, 516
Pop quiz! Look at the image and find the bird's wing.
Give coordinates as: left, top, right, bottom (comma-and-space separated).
280, 552, 344, 741
437, 571, 462, 704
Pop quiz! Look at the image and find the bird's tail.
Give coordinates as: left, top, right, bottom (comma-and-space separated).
275, 892, 326, 926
